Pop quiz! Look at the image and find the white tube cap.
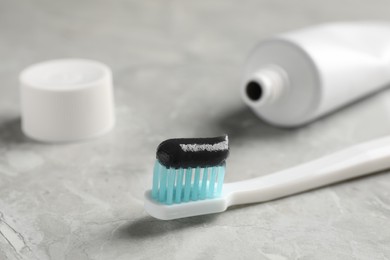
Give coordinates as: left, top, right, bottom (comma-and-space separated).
19, 59, 115, 142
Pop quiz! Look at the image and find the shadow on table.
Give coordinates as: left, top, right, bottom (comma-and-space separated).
115, 214, 218, 239
0, 117, 30, 145
211, 105, 295, 142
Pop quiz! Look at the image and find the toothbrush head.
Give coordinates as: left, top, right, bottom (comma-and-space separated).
144, 135, 229, 220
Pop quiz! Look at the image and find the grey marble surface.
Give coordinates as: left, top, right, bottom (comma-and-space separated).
1, 0, 390, 259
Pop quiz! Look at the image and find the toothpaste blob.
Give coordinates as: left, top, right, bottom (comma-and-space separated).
156, 135, 229, 168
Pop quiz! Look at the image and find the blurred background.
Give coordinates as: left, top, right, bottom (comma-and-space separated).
1, 0, 390, 259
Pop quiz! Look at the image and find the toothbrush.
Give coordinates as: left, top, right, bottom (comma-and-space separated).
144, 135, 390, 220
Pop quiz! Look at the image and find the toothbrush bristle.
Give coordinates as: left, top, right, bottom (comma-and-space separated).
152, 160, 225, 205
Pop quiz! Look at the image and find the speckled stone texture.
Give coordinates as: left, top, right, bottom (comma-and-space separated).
1, 0, 390, 259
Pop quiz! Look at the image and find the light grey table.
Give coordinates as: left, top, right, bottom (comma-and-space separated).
1, 1, 390, 259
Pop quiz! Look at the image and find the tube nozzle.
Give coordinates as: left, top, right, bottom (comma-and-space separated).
242, 66, 289, 108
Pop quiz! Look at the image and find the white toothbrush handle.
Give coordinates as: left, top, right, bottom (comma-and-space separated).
225, 135, 390, 207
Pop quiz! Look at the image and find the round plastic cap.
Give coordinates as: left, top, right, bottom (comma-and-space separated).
19, 59, 115, 142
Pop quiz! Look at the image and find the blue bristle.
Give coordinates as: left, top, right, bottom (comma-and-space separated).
200, 167, 209, 200
216, 165, 225, 196
208, 167, 217, 198
158, 166, 167, 202
175, 168, 183, 203
191, 167, 201, 201
151, 160, 226, 205
183, 168, 192, 202
152, 161, 160, 199
166, 168, 175, 205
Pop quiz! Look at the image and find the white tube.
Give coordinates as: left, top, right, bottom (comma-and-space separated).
241, 22, 390, 127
